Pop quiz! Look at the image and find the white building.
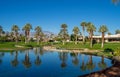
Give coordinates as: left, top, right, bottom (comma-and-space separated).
93, 34, 120, 42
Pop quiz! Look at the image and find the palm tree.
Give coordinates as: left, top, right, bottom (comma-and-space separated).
35, 26, 43, 45
86, 22, 96, 48
22, 23, 32, 43
81, 22, 87, 43
73, 26, 80, 44
59, 24, 69, 45
115, 29, 120, 34
11, 25, 20, 43
10, 32, 14, 41
0, 25, 3, 37
99, 25, 108, 48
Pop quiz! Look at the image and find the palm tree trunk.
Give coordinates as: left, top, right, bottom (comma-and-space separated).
63, 40, 65, 45
82, 27, 85, 43
101, 32, 104, 48
37, 36, 40, 45
75, 35, 77, 44
90, 31, 93, 48
15, 32, 18, 43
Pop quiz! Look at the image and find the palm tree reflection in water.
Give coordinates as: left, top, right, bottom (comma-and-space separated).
11, 51, 19, 67
70, 52, 79, 66
23, 50, 31, 68
98, 56, 107, 69
34, 48, 42, 66
59, 52, 68, 68
86, 55, 95, 71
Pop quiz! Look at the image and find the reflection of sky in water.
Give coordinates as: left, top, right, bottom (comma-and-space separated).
0, 48, 113, 77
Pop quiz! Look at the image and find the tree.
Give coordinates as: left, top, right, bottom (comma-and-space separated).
59, 24, 69, 45
86, 22, 96, 48
81, 22, 87, 43
11, 25, 20, 43
72, 26, 80, 44
99, 25, 108, 48
22, 23, 32, 43
115, 29, 120, 34
35, 26, 43, 45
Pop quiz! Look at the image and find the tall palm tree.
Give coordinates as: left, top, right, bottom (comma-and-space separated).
86, 22, 96, 48
59, 24, 69, 45
0, 25, 3, 37
11, 25, 20, 43
115, 29, 120, 34
99, 25, 108, 48
22, 23, 32, 43
35, 26, 43, 45
81, 22, 87, 43
72, 26, 80, 44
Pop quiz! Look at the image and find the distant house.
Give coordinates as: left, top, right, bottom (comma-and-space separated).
93, 34, 120, 42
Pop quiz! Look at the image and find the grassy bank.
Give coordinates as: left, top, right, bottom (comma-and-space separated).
0, 42, 44, 51
0, 41, 120, 52
52, 42, 120, 50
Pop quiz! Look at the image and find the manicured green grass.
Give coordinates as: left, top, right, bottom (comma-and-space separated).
52, 42, 120, 51
0, 41, 120, 52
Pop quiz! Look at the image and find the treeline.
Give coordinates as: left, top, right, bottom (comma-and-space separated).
0, 22, 120, 48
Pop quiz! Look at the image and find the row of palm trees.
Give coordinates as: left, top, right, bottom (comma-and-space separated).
1, 23, 43, 45
58, 22, 108, 48
0, 22, 112, 48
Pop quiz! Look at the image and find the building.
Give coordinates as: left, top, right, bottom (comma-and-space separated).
93, 34, 120, 42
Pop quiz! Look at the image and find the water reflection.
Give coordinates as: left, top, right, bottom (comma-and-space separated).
34, 48, 41, 66
98, 56, 107, 69
0, 48, 113, 77
59, 52, 68, 68
0, 52, 4, 64
80, 54, 86, 71
86, 55, 95, 71
11, 51, 19, 67
23, 50, 31, 68
70, 52, 79, 66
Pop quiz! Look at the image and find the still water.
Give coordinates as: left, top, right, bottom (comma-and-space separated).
0, 48, 112, 77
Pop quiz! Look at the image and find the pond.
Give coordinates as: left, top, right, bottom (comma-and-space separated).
0, 48, 113, 77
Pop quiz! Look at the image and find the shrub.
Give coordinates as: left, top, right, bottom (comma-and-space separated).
104, 48, 114, 53
114, 48, 120, 56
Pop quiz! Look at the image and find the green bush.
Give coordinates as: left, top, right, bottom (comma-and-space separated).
114, 48, 120, 56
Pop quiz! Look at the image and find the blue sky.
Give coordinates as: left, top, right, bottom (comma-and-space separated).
0, 0, 120, 35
